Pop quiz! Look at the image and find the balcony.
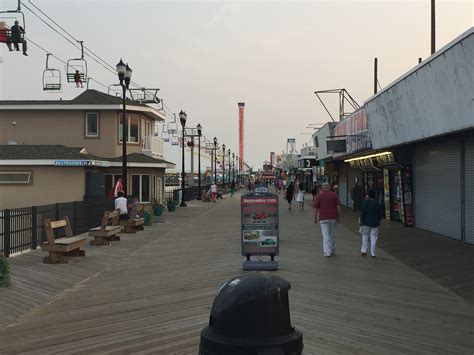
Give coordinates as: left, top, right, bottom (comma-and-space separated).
142, 135, 164, 159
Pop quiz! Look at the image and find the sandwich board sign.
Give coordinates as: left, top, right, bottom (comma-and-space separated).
241, 192, 279, 270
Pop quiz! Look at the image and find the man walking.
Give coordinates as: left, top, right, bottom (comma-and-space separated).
314, 182, 341, 257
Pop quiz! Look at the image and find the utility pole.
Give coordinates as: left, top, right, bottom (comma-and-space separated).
431, 0, 436, 54
374, 58, 378, 95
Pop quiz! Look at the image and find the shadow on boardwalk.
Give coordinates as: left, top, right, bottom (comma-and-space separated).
0, 194, 473, 354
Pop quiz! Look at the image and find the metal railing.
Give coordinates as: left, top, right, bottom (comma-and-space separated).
0, 199, 114, 258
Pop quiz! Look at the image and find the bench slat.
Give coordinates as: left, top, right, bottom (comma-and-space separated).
50, 220, 68, 229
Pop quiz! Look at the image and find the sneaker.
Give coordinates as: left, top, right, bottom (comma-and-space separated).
23, 52, 28, 56
323, 254, 331, 257
371, 255, 376, 258
361, 252, 367, 257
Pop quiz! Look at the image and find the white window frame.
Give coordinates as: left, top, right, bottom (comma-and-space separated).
85, 112, 100, 138
0, 171, 32, 184
119, 114, 140, 144
131, 174, 151, 202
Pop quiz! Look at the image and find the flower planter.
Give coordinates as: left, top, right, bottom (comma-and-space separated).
167, 201, 177, 212
153, 205, 164, 216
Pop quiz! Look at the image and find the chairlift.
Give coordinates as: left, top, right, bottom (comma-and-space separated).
107, 83, 122, 97
66, 41, 87, 84
128, 88, 160, 104
161, 124, 170, 142
42, 54, 61, 92
171, 135, 179, 146
0, 0, 26, 48
167, 114, 178, 135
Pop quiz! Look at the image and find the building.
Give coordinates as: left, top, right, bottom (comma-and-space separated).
0, 90, 175, 209
317, 28, 473, 244
297, 144, 316, 192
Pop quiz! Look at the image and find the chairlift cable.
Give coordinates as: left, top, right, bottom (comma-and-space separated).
22, 0, 143, 89
23, 35, 121, 96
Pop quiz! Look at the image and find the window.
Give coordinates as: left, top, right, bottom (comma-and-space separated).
130, 174, 151, 202
119, 114, 139, 143
0, 172, 32, 184
85, 112, 99, 137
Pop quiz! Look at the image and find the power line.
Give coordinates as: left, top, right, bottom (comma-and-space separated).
24, 35, 121, 96
21, 0, 143, 89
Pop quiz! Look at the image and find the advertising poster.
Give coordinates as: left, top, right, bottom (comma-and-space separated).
401, 166, 415, 227
383, 169, 391, 220
241, 193, 279, 256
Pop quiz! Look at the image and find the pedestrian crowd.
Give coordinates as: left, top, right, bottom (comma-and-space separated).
277, 177, 382, 258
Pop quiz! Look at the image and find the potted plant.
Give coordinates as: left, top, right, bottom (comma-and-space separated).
144, 210, 153, 226
152, 199, 164, 216
167, 197, 177, 212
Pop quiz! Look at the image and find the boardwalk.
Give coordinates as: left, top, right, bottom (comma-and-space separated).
0, 193, 473, 354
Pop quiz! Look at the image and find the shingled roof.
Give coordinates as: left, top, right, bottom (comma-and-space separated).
0, 90, 146, 106
0, 145, 96, 160
0, 145, 175, 167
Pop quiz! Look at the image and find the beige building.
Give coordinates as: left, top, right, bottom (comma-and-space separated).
0, 90, 175, 210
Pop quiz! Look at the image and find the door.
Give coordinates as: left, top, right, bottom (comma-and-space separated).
465, 137, 474, 244
415, 141, 462, 240
338, 164, 348, 206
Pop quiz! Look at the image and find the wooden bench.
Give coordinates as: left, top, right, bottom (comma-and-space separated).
42, 217, 86, 264
88, 209, 123, 246
120, 204, 145, 233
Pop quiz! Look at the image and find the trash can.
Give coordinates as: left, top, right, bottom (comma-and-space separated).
199, 272, 303, 355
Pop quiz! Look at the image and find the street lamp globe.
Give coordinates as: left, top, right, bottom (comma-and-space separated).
179, 111, 187, 126
116, 59, 126, 79
222, 144, 226, 151
213, 137, 218, 146
197, 123, 202, 136
125, 64, 132, 80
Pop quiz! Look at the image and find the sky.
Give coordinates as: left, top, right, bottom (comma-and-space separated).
0, 0, 472, 171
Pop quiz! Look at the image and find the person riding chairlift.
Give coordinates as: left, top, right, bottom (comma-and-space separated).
74, 70, 83, 88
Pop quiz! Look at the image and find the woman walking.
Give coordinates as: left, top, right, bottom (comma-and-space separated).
296, 182, 305, 212
360, 189, 382, 258
285, 181, 294, 211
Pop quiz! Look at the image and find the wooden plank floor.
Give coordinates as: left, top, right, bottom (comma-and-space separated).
0, 194, 473, 354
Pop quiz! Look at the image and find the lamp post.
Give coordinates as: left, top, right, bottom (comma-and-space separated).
222, 144, 226, 189
232, 152, 235, 183
236, 155, 239, 184
213, 137, 218, 184
197, 123, 202, 200
116, 59, 132, 195
228, 149, 231, 186
179, 110, 187, 207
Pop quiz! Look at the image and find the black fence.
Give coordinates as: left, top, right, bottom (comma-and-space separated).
166, 184, 229, 203
0, 199, 114, 258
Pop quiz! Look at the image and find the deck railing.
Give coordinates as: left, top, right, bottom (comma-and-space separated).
0, 199, 114, 258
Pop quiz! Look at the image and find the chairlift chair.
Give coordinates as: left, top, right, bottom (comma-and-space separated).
42, 54, 61, 92
161, 125, 170, 142
66, 41, 87, 84
0, 1, 26, 48
167, 114, 178, 135
171, 135, 179, 146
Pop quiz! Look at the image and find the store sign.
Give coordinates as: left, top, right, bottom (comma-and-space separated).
298, 159, 316, 169
327, 139, 347, 153
54, 160, 92, 167
241, 193, 279, 256
287, 138, 296, 143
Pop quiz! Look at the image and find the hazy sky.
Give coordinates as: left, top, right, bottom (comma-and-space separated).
0, 0, 472, 170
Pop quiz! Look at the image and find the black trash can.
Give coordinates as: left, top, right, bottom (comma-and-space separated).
199, 272, 303, 355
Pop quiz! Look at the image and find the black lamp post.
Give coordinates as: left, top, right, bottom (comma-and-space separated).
213, 137, 218, 184
228, 149, 231, 186
116, 59, 132, 195
179, 110, 187, 207
232, 152, 235, 183
222, 144, 226, 189
197, 123, 202, 200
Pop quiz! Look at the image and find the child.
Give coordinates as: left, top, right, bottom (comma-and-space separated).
74, 70, 83, 88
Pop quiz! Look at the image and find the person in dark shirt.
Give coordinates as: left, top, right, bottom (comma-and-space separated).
10, 21, 27, 56
285, 182, 294, 211
360, 189, 383, 258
